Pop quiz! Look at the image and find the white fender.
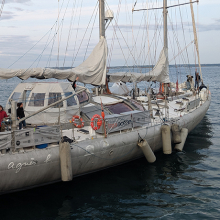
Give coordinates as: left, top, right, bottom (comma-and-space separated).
171, 124, 181, 144
59, 142, 73, 181
138, 139, 156, 163
161, 125, 172, 154
174, 128, 188, 152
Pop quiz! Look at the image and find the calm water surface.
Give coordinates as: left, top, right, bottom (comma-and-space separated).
0, 66, 219, 219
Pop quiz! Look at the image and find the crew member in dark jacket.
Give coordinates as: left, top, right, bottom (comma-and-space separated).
72, 77, 79, 90
0, 105, 8, 132
17, 103, 26, 130
195, 71, 200, 89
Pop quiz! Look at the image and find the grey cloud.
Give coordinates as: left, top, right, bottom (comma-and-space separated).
0, 11, 16, 20
0, 35, 46, 68
0, 35, 100, 68
13, 7, 24, 11
110, 21, 220, 33
5, 0, 31, 4
0, 36, 35, 56
197, 20, 220, 32
109, 24, 166, 33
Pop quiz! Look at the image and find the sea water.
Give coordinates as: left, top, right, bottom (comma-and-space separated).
0, 65, 219, 219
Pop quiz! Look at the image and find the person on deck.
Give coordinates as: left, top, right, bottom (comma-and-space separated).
72, 77, 79, 91
195, 72, 200, 89
0, 105, 8, 132
17, 103, 26, 130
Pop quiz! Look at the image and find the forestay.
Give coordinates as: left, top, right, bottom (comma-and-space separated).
108, 48, 170, 83
0, 37, 107, 86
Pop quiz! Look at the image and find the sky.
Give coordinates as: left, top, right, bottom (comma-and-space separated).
0, 0, 220, 69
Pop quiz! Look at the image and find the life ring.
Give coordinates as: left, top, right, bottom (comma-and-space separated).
72, 115, 84, 128
91, 114, 103, 131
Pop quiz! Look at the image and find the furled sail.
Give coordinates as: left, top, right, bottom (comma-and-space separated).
0, 37, 107, 86
108, 47, 170, 83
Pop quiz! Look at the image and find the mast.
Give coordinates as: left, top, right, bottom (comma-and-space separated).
163, 0, 168, 119
99, 0, 105, 39
190, 0, 203, 81
163, 0, 168, 50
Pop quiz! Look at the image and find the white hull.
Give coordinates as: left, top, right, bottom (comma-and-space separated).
0, 95, 211, 195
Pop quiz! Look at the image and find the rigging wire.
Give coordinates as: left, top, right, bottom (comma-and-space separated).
56, 0, 71, 68
63, 0, 77, 67
106, 0, 122, 69
108, 21, 130, 67
71, 0, 83, 67
47, 0, 66, 68
36, 27, 53, 68
83, 6, 99, 61
8, 21, 57, 69
38, 0, 69, 68
71, 1, 98, 67
19, 34, 59, 77
123, 0, 162, 70
46, 24, 58, 67
168, 14, 188, 71
140, 15, 163, 69
184, 1, 196, 74
133, 0, 199, 11
178, 0, 191, 75
57, 0, 60, 68
169, 40, 194, 64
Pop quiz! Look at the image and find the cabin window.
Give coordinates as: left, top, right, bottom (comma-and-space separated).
106, 103, 133, 114
77, 91, 89, 104
11, 92, 22, 102
48, 93, 63, 108
64, 92, 77, 106
28, 93, 45, 107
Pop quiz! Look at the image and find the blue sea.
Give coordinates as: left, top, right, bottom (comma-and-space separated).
0, 65, 219, 219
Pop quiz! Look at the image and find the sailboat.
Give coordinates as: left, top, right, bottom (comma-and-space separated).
0, 0, 210, 195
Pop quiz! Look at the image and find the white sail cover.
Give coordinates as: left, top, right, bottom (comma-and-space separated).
0, 37, 107, 86
110, 81, 131, 95
108, 48, 170, 83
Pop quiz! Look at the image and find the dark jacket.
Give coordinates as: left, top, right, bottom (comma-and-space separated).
72, 80, 77, 90
17, 107, 25, 119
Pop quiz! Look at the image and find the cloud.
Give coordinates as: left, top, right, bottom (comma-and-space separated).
0, 35, 44, 68
5, 0, 31, 4
13, 7, 24, 11
0, 33, 101, 68
0, 11, 16, 20
110, 20, 220, 33
197, 19, 220, 32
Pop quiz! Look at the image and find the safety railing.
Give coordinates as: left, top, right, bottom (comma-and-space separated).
0, 125, 61, 151
96, 110, 151, 135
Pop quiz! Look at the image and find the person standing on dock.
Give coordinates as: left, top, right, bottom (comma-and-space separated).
17, 103, 26, 130
0, 105, 8, 132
